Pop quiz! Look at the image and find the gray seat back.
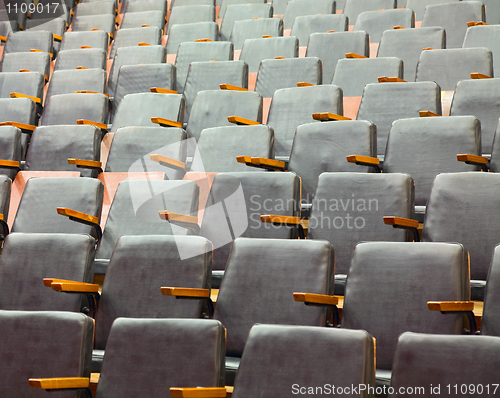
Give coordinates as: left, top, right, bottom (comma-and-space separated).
463, 25, 500, 77
221, 3, 273, 41
109, 26, 162, 59
406, 0, 459, 21
167, 5, 216, 34
1, 51, 51, 79
230, 18, 282, 51
119, 10, 165, 30
54, 48, 107, 71
290, 14, 348, 47
166, 22, 219, 54
482, 245, 500, 336
46, 69, 107, 100
59, 30, 109, 52
0, 71, 44, 101
343, 0, 396, 26
0, 127, 21, 180
283, 0, 335, 29
239, 36, 298, 73
41, 93, 109, 126
354, 8, 415, 42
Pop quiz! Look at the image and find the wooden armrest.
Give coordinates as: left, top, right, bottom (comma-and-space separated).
53, 34, 62, 42
10, 92, 41, 104
76, 66, 89, 69
151, 117, 182, 128
0, 122, 36, 132
419, 110, 440, 117
195, 38, 213, 42
383, 216, 418, 229
274, 56, 286, 59
471, 72, 492, 79
80, 45, 92, 49
161, 287, 210, 298
150, 87, 178, 94
0, 159, 20, 168
393, 25, 404, 29
68, 158, 103, 170
29, 378, 90, 390
345, 52, 367, 58
219, 84, 247, 91
76, 119, 107, 130
141, 24, 150, 27
159, 211, 198, 224
150, 154, 186, 172
51, 281, 100, 293
262, 34, 272, 37
260, 215, 301, 225
171, 387, 227, 398
227, 116, 260, 125
457, 154, 488, 166
74, 90, 110, 98
57, 207, 98, 225
297, 82, 314, 87
30, 48, 53, 57
378, 76, 406, 83
249, 157, 286, 171
19, 69, 32, 73
138, 42, 151, 46
346, 154, 380, 167
43, 278, 76, 287
0, 35, 7, 42
467, 21, 488, 27
428, 301, 474, 312
293, 292, 338, 306
312, 112, 351, 121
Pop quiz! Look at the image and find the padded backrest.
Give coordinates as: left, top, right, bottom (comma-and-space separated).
166, 22, 219, 54
384, 116, 481, 206
59, 30, 109, 52
309, 173, 415, 275
0, 20, 18, 38
378, 27, 445, 81
233, 325, 376, 398
96, 318, 225, 396
267, 85, 343, 161
0, 127, 21, 180
332, 57, 403, 96
406, 0, 459, 21
71, 14, 116, 37
122, 0, 168, 15
0, 174, 11, 219
239, 36, 298, 73
54, 48, 107, 71
120, 10, 165, 30
0, 311, 93, 398
421, 1, 485, 48
354, 8, 414, 42
111, 92, 185, 131
255, 57, 322, 97
214, 238, 335, 357
175, 41, 233, 94
306, 31, 368, 83
12, 177, 104, 236
343, 0, 396, 26
26, 125, 101, 178
41, 93, 109, 126
483, 0, 500, 24
75, 1, 115, 17
422, 172, 500, 281
171, 0, 215, 7
201, 172, 301, 271
183, 61, 248, 121
219, 0, 265, 18
109, 26, 162, 59
290, 14, 348, 47
482, 245, 500, 336
1, 51, 51, 79
46, 69, 107, 99
490, 121, 500, 172
343, 242, 469, 370
283, 0, 335, 28
357, 81, 441, 156
187, 89, 262, 142
230, 18, 282, 51
0, 233, 96, 311
0, 98, 36, 126
3, 30, 53, 55
167, 5, 215, 34
450, 78, 500, 154
221, 3, 273, 41
96, 179, 199, 260
288, 120, 377, 204
0, 71, 44, 101
94, 235, 213, 349
463, 25, 500, 77
415, 48, 493, 91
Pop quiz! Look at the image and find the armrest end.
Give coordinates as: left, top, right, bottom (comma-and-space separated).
293, 292, 338, 306
427, 301, 474, 312
29, 378, 90, 390
227, 116, 260, 125
151, 117, 182, 128
220, 84, 248, 91
312, 112, 351, 121
419, 110, 440, 117
170, 387, 227, 398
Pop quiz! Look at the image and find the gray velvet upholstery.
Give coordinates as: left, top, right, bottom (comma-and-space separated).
95, 179, 199, 265
0, 20, 18, 38
255, 57, 322, 97
450, 78, 500, 154
230, 18, 282, 51
71, 14, 116, 37
25, 125, 101, 178
59, 30, 110, 52
333, 57, 403, 96
288, 120, 377, 204
483, 0, 500, 24
108, 45, 166, 96
343, 242, 469, 372
239, 36, 298, 73
109, 27, 162, 59
120, 10, 165, 30
122, 0, 167, 16
214, 237, 335, 383
111, 92, 185, 131
378, 27, 445, 81
183, 61, 247, 122
171, 0, 215, 7
343, 0, 396, 26
283, 0, 335, 29
200, 171, 301, 272
105, 126, 187, 180
191, 125, 274, 172
74, 1, 115, 17
357, 81, 441, 155
415, 48, 493, 91
0, 310, 94, 398
482, 245, 500, 336
219, 0, 265, 18
54, 49, 107, 72
221, 3, 273, 42
306, 31, 369, 83
186, 89, 262, 142
290, 14, 348, 47
354, 8, 414, 42
463, 25, 500, 78
1, 51, 51, 79
0, 71, 44, 101
421, 1, 485, 48
95, 318, 225, 397
166, 22, 219, 54
0, 127, 21, 180
233, 325, 376, 398
2, 30, 53, 56
0, 174, 11, 220
41, 93, 109, 126
0, 98, 36, 157
267, 85, 343, 161
167, 5, 215, 34
0, 233, 96, 311
46, 69, 107, 100
406, 0, 459, 21
384, 116, 481, 207
490, 121, 500, 172
390, 332, 500, 396
175, 41, 233, 94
